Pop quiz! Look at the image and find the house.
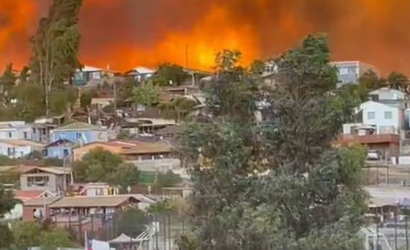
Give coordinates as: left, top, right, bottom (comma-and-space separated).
91, 97, 115, 109
329, 61, 380, 86
5, 190, 57, 221
73, 65, 115, 87
0, 139, 45, 158
22, 197, 60, 221
77, 182, 119, 196
50, 122, 108, 145
125, 67, 155, 82
369, 87, 409, 109
0, 121, 54, 143
46, 195, 140, 232
155, 124, 185, 140
18, 166, 72, 193
44, 138, 78, 160
72, 140, 179, 171
339, 101, 402, 158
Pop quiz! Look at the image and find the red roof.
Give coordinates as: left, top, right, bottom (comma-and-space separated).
14, 190, 45, 201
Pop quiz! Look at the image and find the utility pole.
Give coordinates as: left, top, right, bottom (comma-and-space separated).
185, 44, 189, 69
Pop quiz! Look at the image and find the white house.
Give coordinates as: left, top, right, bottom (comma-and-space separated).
0, 121, 32, 140
369, 87, 406, 101
0, 139, 45, 158
359, 101, 403, 134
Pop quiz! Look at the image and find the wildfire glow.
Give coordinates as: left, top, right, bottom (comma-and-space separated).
0, 0, 410, 73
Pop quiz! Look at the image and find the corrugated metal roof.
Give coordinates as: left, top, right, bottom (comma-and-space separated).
49, 195, 139, 208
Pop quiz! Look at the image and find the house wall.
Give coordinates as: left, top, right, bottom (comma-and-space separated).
46, 146, 73, 159
20, 173, 57, 192
332, 61, 379, 86
361, 102, 402, 134
50, 130, 108, 144
0, 143, 33, 158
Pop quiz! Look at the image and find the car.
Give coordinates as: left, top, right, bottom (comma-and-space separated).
367, 150, 381, 161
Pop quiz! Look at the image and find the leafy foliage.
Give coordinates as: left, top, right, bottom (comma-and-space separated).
158, 97, 198, 122
29, 0, 83, 116
0, 64, 16, 105
133, 81, 160, 107
117, 208, 149, 238
154, 63, 189, 86
387, 71, 410, 93
0, 183, 18, 248
73, 148, 140, 190
12, 221, 79, 250
155, 170, 183, 188
181, 35, 367, 250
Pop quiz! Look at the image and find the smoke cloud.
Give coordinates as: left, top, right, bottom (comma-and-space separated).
0, 0, 409, 73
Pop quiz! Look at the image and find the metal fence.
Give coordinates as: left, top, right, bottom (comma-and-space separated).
364, 165, 410, 186
49, 211, 190, 250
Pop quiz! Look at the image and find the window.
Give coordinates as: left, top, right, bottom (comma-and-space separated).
339, 68, 348, 75
7, 148, 15, 156
347, 67, 357, 74
136, 104, 146, 111
76, 133, 81, 139
384, 111, 393, 119
8, 132, 12, 138
23, 132, 28, 139
27, 176, 49, 187
367, 111, 376, 120
90, 72, 101, 79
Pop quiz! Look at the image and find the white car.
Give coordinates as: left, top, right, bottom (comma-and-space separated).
367, 150, 381, 161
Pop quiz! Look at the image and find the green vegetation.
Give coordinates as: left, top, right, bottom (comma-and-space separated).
154, 63, 189, 86
11, 221, 79, 250
158, 96, 198, 122
133, 80, 160, 107
0, 183, 18, 249
72, 148, 140, 191
180, 35, 368, 249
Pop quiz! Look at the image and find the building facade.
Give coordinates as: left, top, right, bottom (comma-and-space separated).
330, 61, 379, 86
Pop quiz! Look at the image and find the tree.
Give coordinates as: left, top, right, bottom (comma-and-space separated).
12, 221, 79, 250
132, 81, 160, 107
180, 35, 367, 250
49, 86, 78, 116
30, 0, 83, 116
0, 64, 16, 105
158, 97, 198, 122
72, 148, 139, 189
154, 63, 189, 86
117, 208, 149, 238
108, 163, 140, 192
388, 71, 409, 92
155, 170, 182, 188
249, 60, 265, 75
80, 89, 97, 109
116, 79, 136, 108
0, 183, 17, 249
215, 49, 242, 72
11, 82, 45, 121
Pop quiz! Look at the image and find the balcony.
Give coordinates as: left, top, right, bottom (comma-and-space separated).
338, 134, 400, 145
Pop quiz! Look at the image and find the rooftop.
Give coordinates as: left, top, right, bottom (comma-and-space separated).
48, 195, 139, 208
52, 122, 106, 131
24, 197, 60, 206
0, 139, 45, 148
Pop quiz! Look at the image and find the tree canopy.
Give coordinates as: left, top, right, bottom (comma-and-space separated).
180, 34, 367, 250
154, 63, 189, 86
72, 148, 140, 191
132, 81, 160, 107
0, 183, 18, 249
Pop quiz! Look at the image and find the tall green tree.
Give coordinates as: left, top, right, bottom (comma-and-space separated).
181, 35, 367, 250
132, 81, 160, 107
0, 64, 16, 105
387, 71, 409, 93
30, 0, 83, 116
0, 183, 18, 249
154, 63, 189, 86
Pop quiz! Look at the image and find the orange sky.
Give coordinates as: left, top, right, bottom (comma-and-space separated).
0, 0, 410, 73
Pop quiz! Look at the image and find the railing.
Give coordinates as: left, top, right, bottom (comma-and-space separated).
339, 134, 400, 144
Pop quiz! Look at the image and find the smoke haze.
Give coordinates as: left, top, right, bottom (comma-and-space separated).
0, 0, 409, 72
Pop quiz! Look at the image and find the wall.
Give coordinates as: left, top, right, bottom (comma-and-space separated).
361, 102, 401, 134
0, 143, 33, 158
127, 158, 181, 172
46, 146, 72, 159
20, 173, 57, 192
50, 130, 108, 144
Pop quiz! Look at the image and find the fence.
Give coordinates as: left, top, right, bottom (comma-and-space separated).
50, 211, 190, 250
364, 165, 410, 186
